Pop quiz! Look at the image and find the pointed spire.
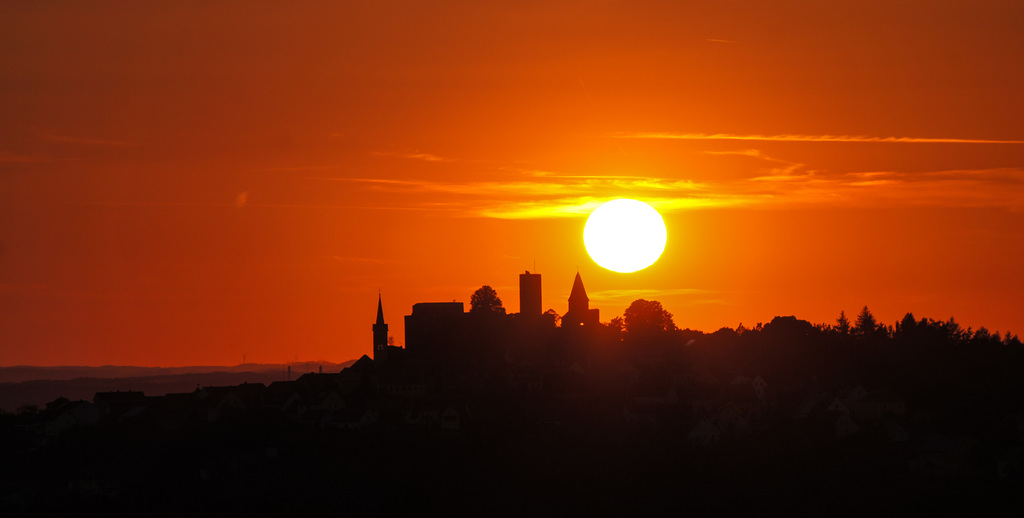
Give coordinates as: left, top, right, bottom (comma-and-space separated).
375, 293, 386, 325
568, 272, 589, 305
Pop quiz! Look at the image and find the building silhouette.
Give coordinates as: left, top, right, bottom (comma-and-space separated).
372, 294, 388, 361
404, 302, 467, 359
373, 294, 405, 363
385, 271, 600, 363
519, 271, 542, 317
562, 272, 599, 327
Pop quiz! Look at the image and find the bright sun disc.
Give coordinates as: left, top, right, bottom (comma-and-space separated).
584, 199, 667, 273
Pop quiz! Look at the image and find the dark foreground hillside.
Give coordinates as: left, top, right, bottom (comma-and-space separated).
4, 313, 1024, 514
3, 416, 1023, 516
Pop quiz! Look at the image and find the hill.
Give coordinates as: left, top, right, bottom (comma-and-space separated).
0, 360, 357, 412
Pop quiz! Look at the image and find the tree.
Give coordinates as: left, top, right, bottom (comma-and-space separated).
854, 306, 876, 336
608, 316, 624, 333
835, 310, 851, 335
623, 299, 676, 335
470, 285, 505, 314
544, 308, 561, 327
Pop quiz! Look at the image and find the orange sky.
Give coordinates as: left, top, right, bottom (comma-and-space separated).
2, 1, 1024, 366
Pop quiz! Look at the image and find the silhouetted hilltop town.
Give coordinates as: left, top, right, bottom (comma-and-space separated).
4, 270, 1024, 513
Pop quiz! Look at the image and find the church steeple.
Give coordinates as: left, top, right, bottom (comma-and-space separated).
568, 272, 589, 312
373, 294, 388, 361
563, 272, 599, 327
375, 294, 386, 326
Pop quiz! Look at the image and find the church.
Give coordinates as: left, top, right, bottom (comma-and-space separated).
372, 271, 603, 363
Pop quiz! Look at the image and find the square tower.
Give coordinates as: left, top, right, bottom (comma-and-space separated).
519, 271, 542, 316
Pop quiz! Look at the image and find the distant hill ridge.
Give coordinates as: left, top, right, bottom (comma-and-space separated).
0, 360, 358, 412
0, 361, 357, 384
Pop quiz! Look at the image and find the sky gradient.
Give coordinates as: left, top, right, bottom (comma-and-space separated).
3, 1, 1024, 366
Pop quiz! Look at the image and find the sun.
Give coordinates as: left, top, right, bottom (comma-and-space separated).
584, 199, 667, 273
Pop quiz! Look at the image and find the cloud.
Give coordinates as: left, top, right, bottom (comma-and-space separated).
614, 133, 1024, 145
704, 148, 807, 177
330, 256, 399, 265
252, 165, 336, 173
372, 151, 453, 162
41, 134, 130, 146
319, 175, 748, 218
0, 150, 74, 163
735, 167, 1024, 210
307, 158, 1024, 218
589, 287, 709, 300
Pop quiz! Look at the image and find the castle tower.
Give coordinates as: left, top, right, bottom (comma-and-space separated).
519, 270, 542, 316
373, 294, 389, 361
562, 272, 600, 327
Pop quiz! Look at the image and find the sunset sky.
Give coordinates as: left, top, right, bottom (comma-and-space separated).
3, 1, 1024, 366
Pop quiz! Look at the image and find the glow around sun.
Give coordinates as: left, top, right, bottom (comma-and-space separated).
584, 199, 667, 273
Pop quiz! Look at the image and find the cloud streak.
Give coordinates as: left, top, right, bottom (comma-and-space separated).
322, 175, 747, 218
615, 133, 1024, 145
372, 151, 453, 162
308, 162, 1024, 219
41, 134, 130, 146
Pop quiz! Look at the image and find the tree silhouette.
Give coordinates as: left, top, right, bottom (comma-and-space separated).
608, 316, 624, 333
544, 308, 561, 327
470, 285, 505, 314
835, 310, 851, 335
854, 306, 876, 336
623, 299, 675, 335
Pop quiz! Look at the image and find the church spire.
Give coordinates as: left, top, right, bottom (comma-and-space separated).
373, 294, 389, 361
564, 272, 598, 327
375, 293, 386, 325
568, 271, 589, 308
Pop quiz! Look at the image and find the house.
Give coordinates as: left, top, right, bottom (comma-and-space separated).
834, 413, 860, 439
440, 406, 461, 431
839, 384, 868, 407
688, 418, 721, 446
713, 403, 750, 437
377, 361, 430, 398
794, 392, 828, 419
45, 400, 100, 437
826, 397, 851, 416
93, 391, 146, 419
853, 390, 906, 421
338, 355, 376, 394
751, 375, 768, 400
911, 434, 975, 477
622, 401, 659, 428
335, 407, 377, 430
197, 383, 266, 422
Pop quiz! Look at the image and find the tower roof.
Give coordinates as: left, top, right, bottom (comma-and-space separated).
568, 272, 589, 304
376, 294, 386, 325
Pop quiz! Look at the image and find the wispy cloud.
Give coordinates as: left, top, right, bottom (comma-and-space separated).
330, 255, 399, 265
372, 151, 453, 162
41, 134, 130, 146
0, 151, 57, 163
306, 157, 1024, 218
704, 148, 807, 177
590, 287, 709, 300
735, 167, 1024, 210
318, 175, 747, 218
615, 132, 1024, 145
252, 165, 336, 173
